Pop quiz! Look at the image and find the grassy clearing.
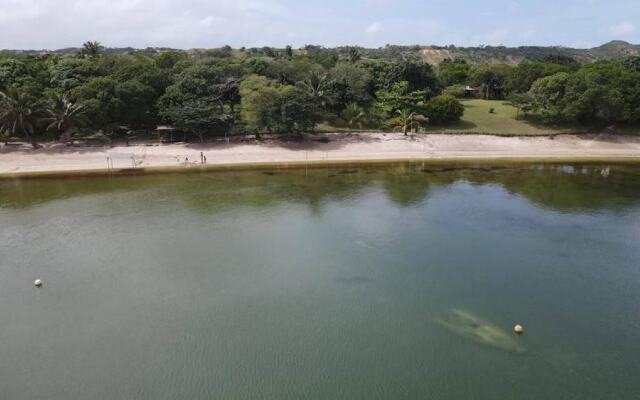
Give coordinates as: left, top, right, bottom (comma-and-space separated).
424, 99, 586, 136
317, 99, 639, 136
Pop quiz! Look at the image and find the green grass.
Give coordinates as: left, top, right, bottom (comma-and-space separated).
317, 99, 640, 136
314, 123, 371, 134
424, 99, 585, 136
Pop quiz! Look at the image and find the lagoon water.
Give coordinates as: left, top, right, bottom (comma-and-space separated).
1, 163, 639, 399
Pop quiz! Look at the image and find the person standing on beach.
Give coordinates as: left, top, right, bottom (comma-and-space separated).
200, 152, 204, 164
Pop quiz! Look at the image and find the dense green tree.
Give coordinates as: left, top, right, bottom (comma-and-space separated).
2, 42, 640, 139
0, 59, 29, 89
327, 63, 373, 111
160, 98, 232, 142
508, 92, 534, 118
205, 46, 233, 59
437, 59, 471, 87
238, 75, 278, 136
506, 61, 570, 93
564, 62, 639, 123
623, 56, 640, 72
542, 55, 579, 69
376, 81, 427, 115
69, 76, 121, 127
264, 58, 320, 85
155, 51, 188, 70
48, 58, 99, 91
340, 103, 366, 130
114, 79, 159, 128
346, 47, 362, 64
529, 61, 640, 123
42, 94, 87, 140
210, 78, 241, 112
297, 71, 331, 108
424, 94, 464, 124
158, 64, 237, 139
529, 72, 571, 121
304, 45, 339, 69
80, 41, 103, 58
471, 64, 512, 99
390, 60, 440, 94
274, 85, 318, 133
163, 65, 223, 98
262, 47, 277, 58
359, 59, 396, 91
239, 75, 317, 135
0, 87, 42, 145
109, 56, 168, 92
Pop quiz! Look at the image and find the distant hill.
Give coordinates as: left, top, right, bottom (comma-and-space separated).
1, 41, 638, 65
369, 41, 640, 65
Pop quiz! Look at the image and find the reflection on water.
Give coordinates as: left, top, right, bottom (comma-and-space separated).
1, 163, 639, 400
2, 163, 640, 212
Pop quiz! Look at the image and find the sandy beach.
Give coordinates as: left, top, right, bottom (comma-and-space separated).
1, 132, 640, 177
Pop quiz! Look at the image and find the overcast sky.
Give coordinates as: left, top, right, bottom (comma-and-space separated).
0, 0, 638, 50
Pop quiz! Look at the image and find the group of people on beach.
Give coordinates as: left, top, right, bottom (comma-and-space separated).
181, 152, 208, 166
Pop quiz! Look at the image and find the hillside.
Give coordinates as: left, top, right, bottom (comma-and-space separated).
390, 41, 640, 65
1, 41, 638, 65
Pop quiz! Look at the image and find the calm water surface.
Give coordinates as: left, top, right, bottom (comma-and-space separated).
1, 163, 639, 399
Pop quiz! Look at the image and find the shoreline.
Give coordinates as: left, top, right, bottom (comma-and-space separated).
1, 133, 639, 179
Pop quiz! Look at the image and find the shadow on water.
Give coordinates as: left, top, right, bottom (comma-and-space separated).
1, 163, 640, 213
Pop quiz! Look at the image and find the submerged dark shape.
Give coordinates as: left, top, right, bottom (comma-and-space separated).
436, 308, 526, 353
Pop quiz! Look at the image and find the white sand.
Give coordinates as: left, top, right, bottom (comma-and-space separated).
1, 133, 640, 176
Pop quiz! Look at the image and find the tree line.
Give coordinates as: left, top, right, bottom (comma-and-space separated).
438, 54, 640, 124
1, 42, 639, 145
0, 42, 464, 144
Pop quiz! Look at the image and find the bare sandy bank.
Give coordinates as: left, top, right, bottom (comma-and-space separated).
1, 133, 639, 177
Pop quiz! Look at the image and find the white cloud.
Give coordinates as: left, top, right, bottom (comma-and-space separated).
365, 22, 382, 34
0, 0, 637, 50
0, 0, 291, 49
609, 21, 635, 37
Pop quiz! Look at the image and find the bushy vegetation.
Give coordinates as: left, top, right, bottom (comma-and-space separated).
437, 56, 640, 126
0, 42, 465, 144
527, 59, 640, 123
0, 41, 638, 145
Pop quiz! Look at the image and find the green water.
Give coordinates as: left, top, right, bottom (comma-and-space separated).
1, 163, 639, 399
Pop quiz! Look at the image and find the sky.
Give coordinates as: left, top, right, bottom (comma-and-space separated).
0, 0, 639, 50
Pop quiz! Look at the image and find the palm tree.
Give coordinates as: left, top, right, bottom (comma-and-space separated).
210, 78, 241, 113
346, 47, 362, 64
391, 109, 426, 136
341, 103, 365, 130
298, 71, 330, 107
0, 87, 41, 146
80, 41, 103, 58
42, 94, 86, 141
